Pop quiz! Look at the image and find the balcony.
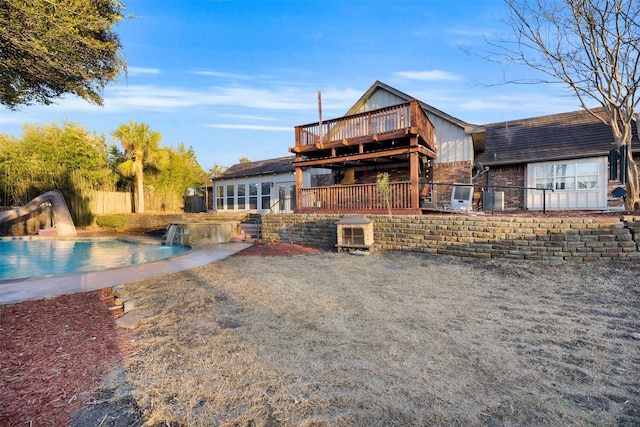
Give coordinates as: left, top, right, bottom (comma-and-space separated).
290, 100, 436, 214
291, 100, 435, 166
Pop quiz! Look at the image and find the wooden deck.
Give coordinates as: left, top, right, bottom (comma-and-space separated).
290, 100, 436, 214
297, 182, 418, 214
291, 100, 435, 165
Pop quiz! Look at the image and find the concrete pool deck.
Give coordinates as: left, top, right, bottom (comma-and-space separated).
0, 240, 252, 306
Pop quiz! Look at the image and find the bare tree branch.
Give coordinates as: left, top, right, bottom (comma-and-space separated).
487, 0, 640, 210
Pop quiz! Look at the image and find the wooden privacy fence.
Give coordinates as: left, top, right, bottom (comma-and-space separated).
73, 191, 193, 217
184, 196, 206, 212
2, 191, 200, 232
90, 191, 132, 214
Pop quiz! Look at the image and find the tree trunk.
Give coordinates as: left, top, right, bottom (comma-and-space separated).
628, 116, 640, 212
135, 159, 145, 214
626, 148, 640, 212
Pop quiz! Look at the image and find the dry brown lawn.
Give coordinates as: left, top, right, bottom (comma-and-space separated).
80, 247, 639, 426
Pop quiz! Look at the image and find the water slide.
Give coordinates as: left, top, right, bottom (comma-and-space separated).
0, 190, 77, 236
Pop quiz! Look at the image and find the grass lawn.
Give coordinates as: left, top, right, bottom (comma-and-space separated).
82, 249, 640, 426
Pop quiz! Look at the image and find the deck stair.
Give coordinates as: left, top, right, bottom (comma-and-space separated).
234, 214, 262, 243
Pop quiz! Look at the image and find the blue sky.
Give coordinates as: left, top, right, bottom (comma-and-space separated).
0, 0, 583, 170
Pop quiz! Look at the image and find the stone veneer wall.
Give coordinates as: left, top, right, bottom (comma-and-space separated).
94, 212, 250, 233
262, 213, 640, 261
262, 214, 342, 247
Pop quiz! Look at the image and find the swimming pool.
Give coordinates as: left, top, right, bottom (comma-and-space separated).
0, 238, 190, 282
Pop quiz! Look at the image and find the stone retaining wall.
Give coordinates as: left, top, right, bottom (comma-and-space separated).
262, 213, 640, 261
626, 215, 640, 243
262, 214, 341, 247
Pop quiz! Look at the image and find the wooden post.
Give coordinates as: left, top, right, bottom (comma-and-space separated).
318, 91, 323, 148
295, 159, 303, 212
409, 141, 420, 210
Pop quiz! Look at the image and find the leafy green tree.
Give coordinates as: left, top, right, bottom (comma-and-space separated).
107, 143, 133, 191
239, 157, 251, 164
149, 143, 205, 199
0, 132, 20, 206
0, 122, 116, 223
112, 121, 161, 213
208, 163, 228, 178
0, 0, 127, 109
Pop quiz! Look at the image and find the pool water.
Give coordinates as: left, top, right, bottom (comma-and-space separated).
0, 238, 190, 281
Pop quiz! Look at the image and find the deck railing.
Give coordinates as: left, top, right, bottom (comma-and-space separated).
296, 101, 430, 148
298, 182, 412, 211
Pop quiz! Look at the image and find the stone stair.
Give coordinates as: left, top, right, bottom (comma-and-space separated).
234, 214, 262, 243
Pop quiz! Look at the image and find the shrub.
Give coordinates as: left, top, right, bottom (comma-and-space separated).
96, 214, 126, 231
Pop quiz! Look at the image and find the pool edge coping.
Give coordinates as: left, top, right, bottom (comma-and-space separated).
0, 239, 252, 306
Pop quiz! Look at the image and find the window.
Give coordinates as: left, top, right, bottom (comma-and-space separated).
216, 186, 224, 209
226, 184, 235, 209
237, 184, 246, 209
289, 184, 296, 211
577, 162, 598, 189
535, 165, 554, 190
555, 163, 575, 190
278, 185, 286, 211
261, 182, 271, 210
535, 161, 598, 191
249, 183, 258, 209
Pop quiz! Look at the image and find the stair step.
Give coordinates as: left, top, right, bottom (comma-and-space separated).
237, 214, 262, 242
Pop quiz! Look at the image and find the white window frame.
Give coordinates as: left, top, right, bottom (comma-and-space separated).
526, 157, 607, 210
534, 161, 599, 191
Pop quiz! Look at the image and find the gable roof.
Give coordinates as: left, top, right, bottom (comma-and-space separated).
215, 156, 294, 180
475, 108, 638, 166
346, 80, 478, 132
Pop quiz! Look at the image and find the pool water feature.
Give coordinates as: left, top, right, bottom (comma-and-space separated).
0, 238, 190, 282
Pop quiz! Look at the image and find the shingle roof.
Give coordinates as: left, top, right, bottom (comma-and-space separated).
475, 108, 638, 166
215, 156, 294, 180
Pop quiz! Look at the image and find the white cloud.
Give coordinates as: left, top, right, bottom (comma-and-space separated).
128, 67, 161, 76
205, 124, 293, 131
2, 83, 339, 117
193, 70, 252, 80
450, 93, 583, 124
44, 85, 318, 113
457, 93, 578, 114
0, 82, 393, 124
396, 70, 462, 81
218, 113, 278, 121
317, 87, 363, 111
0, 114, 32, 125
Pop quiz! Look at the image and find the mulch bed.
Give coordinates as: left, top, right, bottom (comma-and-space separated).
0, 289, 132, 426
233, 242, 320, 256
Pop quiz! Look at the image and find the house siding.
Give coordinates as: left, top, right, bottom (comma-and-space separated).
350, 85, 473, 165
353, 90, 407, 113
428, 115, 472, 164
